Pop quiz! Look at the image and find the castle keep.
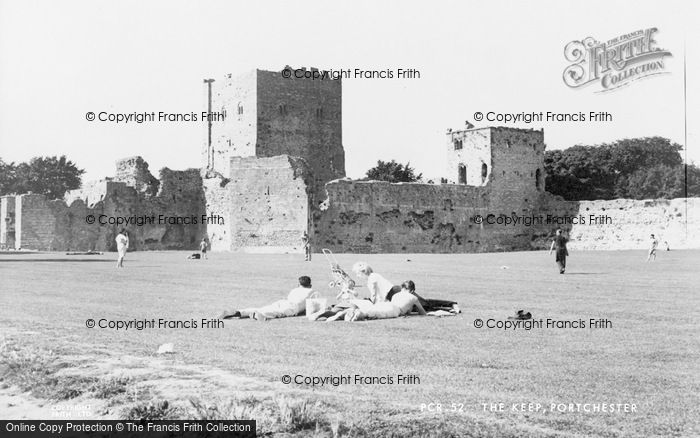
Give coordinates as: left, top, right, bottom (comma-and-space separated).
1, 67, 698, 252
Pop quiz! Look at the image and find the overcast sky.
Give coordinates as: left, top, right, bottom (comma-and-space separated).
1, 0, 698, 182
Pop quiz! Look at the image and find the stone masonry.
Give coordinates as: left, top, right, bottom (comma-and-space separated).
2, 66, 697, 252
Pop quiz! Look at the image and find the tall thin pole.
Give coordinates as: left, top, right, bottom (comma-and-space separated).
203, 79, 215, 169
683, 42, 687, 237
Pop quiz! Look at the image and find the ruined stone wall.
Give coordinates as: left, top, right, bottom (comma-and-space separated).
255, 68, 345, 199
314, 180, 495, 253
15, 194, 60, 250
11, 159, 207, 251
64, 179, 114, 207
141, 168, 206, 250
315, 180, 700, 253
1, 196, 16, 248
538, 195, 700, 250
207, 70, 258, 176
227, 155, 312, 253
202, 175, 231, 251
115, 156, 160, 196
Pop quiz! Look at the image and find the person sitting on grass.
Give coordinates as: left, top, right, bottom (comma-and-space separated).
352, 261, 401, 303
310, 280, 461, 321
308, 260, 393, 321
327, 281, 427, 322
218, 276, 316, 321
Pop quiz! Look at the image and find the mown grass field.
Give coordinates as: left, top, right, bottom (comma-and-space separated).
1, 249, 698, 437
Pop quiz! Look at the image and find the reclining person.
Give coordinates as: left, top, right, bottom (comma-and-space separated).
327, 281, 428, 322
218, 276, 316, 321
397, 280, 461, 314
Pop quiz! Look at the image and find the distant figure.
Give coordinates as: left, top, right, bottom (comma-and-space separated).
200, 237, 209, 259
301, 231, 311, 261
548, 229, 569, 274
647, 234, 659, 261
115, 229, 129, 268
664, 240, 670, 251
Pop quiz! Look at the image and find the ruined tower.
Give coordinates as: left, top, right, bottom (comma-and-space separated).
203, 67, 345, 252
447, 126, 545, 205
204, 67, 345, 193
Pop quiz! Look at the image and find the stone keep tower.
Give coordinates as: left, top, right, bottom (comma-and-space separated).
447, 126, 545, 204
203, 67, 346, 194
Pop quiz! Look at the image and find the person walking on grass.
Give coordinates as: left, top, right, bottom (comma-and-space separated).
647, 234, 659, 261
301, 231, 311, 261
200, 236, 209, 260
115, 228, 129, 268
549, 229, 569, 274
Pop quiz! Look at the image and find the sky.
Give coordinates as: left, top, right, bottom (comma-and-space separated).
0, 0, 698, 183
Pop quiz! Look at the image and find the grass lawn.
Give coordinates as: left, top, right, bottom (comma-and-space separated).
1, 249, 698, 437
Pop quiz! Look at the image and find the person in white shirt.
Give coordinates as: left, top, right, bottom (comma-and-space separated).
218, 276, 316, 321
647, 234, 659, 261
115, 228, 129, 268
352, 262, 400, 303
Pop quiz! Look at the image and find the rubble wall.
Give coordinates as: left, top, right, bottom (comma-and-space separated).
227, 155, 312, 253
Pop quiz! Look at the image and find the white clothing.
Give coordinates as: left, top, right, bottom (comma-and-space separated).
286, 286, 316, 314
366, 273, 393, 302
243, 300, 298, 318
241, 286, 315, 319
349, 294, 418, 320
116, 233, 129, 256
390, 291, 420, 315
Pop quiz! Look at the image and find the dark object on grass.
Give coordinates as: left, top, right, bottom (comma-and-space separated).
65, 250, 103, 255
186, 253, 201, 260
507, 310, 532, 320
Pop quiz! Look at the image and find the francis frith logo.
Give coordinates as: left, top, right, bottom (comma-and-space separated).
563, 28, 672, 92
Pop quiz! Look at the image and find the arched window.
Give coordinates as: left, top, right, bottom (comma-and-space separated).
237, 102, 243, 115
454, 139, 463, 150
535, 168, 542, 191
481, 163, 488, 183
458, 164, 467, 184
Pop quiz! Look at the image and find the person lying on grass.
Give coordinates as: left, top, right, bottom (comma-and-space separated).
218, 276, 316, 321
308, 281, 425, 322
329, 281, 428, 321
401, 280, 461, 314
309, 280, 461, 321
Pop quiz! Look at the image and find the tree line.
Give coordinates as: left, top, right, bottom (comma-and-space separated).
364, 137, 699, 200
1, 137, 697, 201
543, 137, 699, 200
0, 156, 84, 200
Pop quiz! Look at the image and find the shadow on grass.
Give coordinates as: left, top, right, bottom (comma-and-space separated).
562, 272, 608, 275
0, 259, 114, 263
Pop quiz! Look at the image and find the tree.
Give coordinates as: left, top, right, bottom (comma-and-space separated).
544, 137, 688, 201
626, 164, 700, 199
0, 158, 18, 195
365, 160, 422, 183
1, 156, 84, 199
